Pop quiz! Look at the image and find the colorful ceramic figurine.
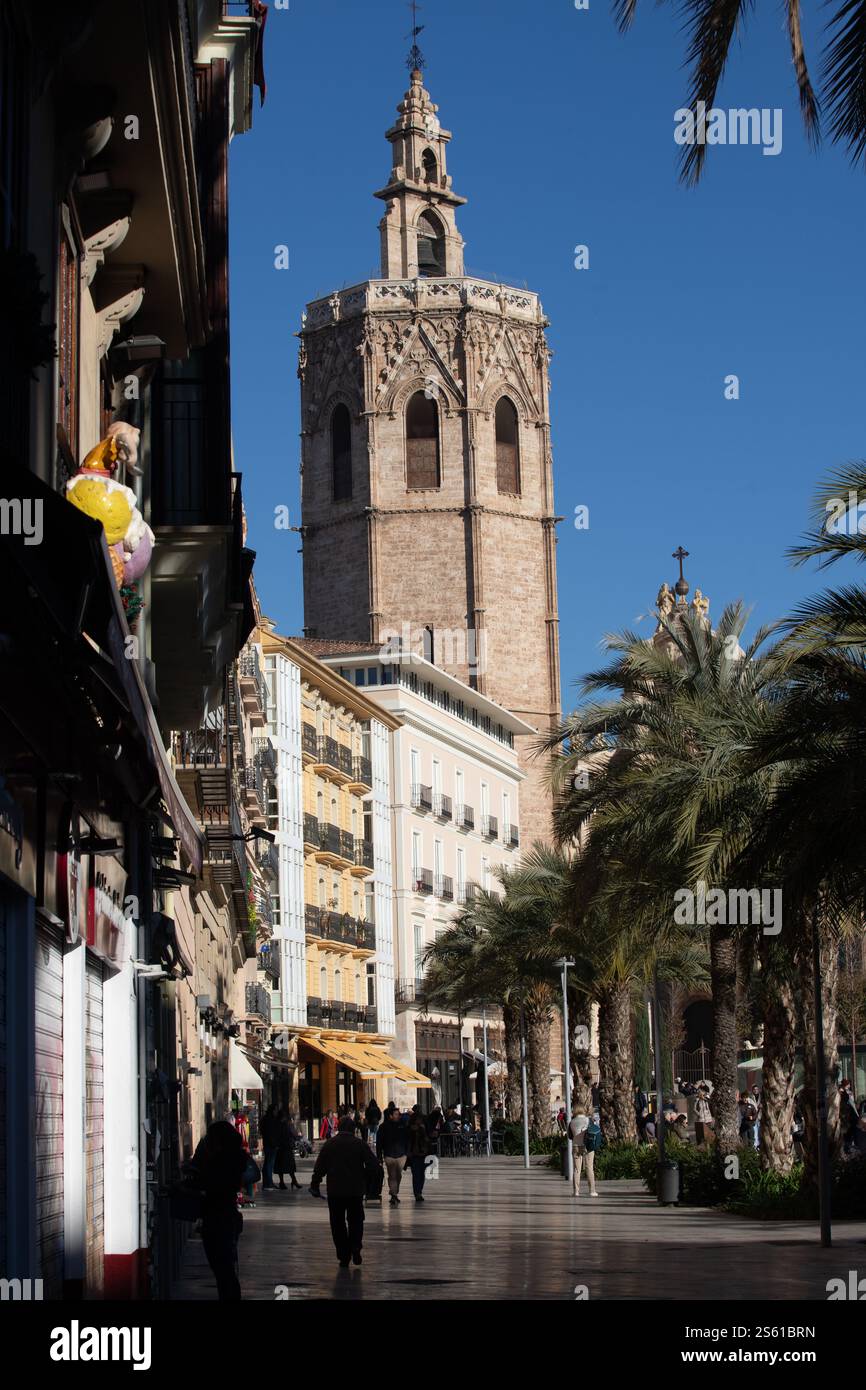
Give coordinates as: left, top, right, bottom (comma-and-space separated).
66, 426, 154, 587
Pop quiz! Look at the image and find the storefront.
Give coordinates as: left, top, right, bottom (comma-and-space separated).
296, 1033, 431, 1136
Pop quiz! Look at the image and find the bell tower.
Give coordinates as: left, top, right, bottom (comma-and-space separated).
299, 63, 561, 844
374, 67, 466, 279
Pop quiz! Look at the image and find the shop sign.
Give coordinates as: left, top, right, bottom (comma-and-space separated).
87, 856, 128, 968
57, 810, 89, 945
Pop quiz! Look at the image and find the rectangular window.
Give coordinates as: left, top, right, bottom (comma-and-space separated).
481, 782, 489, 818
482, 857, 490, 891
412, 831, 422, 878
414, 924, 425, 978
457, 847, 465, 899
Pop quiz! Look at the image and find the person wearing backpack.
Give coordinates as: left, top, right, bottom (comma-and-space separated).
406, 1106, 430, 1202
568, 1111, 599, 1198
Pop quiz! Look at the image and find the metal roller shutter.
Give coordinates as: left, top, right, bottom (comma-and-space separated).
85, 953, 104, 1296
34, 919, 64, 1297
0, 891, 7, 1265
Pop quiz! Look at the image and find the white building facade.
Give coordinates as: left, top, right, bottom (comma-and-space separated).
317, 646, 533, 1110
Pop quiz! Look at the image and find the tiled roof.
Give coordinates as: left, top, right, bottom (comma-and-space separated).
289, 637, 377, 656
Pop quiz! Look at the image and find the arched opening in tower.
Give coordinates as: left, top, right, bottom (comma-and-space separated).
416, 209, 445, 276
331, 403, 352, 500
495, 396, 520, 494
422, 147, 438, 184
406, 390, 440, 489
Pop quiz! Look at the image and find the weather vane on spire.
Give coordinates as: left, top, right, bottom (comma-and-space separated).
405, 0, 426, 72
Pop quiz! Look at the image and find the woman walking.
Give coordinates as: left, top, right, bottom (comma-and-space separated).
406, 1106, 430, 1202
275, 1109, 302, 1190
187, 1121, 253, 1300
568, 1111, 598, 1198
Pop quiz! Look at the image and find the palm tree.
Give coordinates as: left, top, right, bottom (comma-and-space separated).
613, 1, 866, 183
544, 599, 788, 1155
422, 880, 562, 1134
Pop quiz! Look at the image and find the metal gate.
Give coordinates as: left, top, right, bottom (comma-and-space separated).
85, 953, 104, 1296
34, 919, 64, 1296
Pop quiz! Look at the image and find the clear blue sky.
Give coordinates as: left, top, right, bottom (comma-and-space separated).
228, 0, 865, 710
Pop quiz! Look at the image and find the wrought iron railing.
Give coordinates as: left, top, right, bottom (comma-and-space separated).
411, 784, 433, 811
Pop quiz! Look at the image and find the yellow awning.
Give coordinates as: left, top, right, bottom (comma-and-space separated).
297, 1034, 431, 1087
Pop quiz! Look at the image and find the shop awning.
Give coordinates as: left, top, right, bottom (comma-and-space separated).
230, 1039, 264, 1090
298, 1034, 431, 1087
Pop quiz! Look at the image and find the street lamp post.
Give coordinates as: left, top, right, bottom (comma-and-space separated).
481, 1003, 491, 1155
519, 1002, 530, 1170
555, 957, 575, 1183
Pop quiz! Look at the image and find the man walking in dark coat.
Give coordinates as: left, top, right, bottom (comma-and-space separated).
376, 1102, 409, 1205
311, 1115, 382, 1267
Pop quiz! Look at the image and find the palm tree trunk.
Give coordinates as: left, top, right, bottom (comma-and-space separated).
526, 1004, 552, 1135
798, 920, 842, 1189
503, 1002, 522, 1122
570, 1004, 594, 1115
597, 988, 615, 1137
709, 924, 740, 1152
598, 982, 637, 1142
757, 937, 797, 1174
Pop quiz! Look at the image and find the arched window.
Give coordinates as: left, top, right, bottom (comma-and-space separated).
354, 971, 361, 1003
416, 210, 445, 276
320, 964, 327, 999
318, 876, 326, 907
331, 403, 352, 501
495, 396, 520, 494
406, 390, 440, 489
316, 789, 324, 821
422, 148, 438, 185
334, 969, 342, 1002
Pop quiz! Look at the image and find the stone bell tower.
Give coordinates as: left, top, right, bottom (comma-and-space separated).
299, 65, 561, 844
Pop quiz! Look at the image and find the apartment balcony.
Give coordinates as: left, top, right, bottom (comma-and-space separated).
362, 1006, 378, 1033
254, 891, 273, 933
458, 881, 479, 905
253, 734, 276, 776
257, 839, 279, 880
507, 823, 520, 848
414, 868, 434, 895
395, 977, 427, 1011
312, 735, 353, 785
241, 761, 266, 825
171, 725, 231, 817
201, 800, 246, 893
435, 874, 454, 901
433, 792, 453, 821
303, 813, 320, 851
302, 722, 318, 761
482, 814, 498, 840
307, 995, 323, 1025
350, 838, 375, 877
456, 803, 474, 831
355, 919, 376, 952
245, 981, 271, 1024
258, 943, 280, 984
411, 783, 433, 812
238, 648, 267, 727
347, 754, 373, 792
305, 908, 375, 953
315, 822, 353, 867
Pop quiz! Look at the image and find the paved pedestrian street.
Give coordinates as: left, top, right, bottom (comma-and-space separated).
172, 1158, 866, 1302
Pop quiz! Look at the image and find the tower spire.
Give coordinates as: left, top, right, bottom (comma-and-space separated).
374, 58, 467, 278
405, 0, 426, 73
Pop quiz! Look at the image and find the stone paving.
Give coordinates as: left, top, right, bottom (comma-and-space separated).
171, 1156, 866, 1301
